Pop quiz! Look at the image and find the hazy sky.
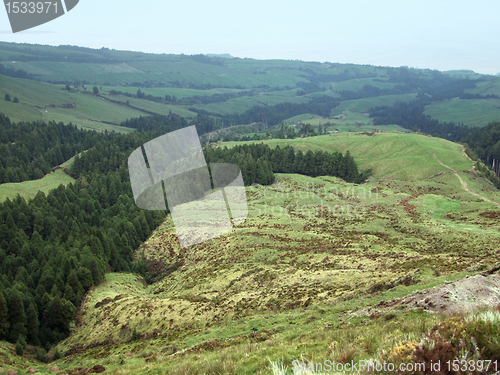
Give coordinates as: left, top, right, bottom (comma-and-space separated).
1, 0, 499, 74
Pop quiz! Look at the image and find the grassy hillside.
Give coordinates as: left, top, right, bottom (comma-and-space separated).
330, 93, 417, 116
3, 43, 500, 374
465, 75, 500, 95
0, 169, 74, 202
223, 132, 473, 181
3, 42, 500, 135
424, 97, 500, 127
0, 155, 77, 202
282, 113, 408, 134
0, 42, 387, 88
54, 166, 500, 373
0, 129, 497, 373
0, 75, 139, 132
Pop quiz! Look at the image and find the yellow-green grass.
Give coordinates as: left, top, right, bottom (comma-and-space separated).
0, 169, 75, 202
465, 75, 500, 96
329, 77, 397, 92
51, 172, 500, 373
192, 91, 309, 115
223, 132, 472, 181
424, 98, 500, 127
330, 93, 417, 116
0, 341, 46, 374
105, 95, 198, 118
59, 170, 500, 350
3, 305, 495, 374
283, 114, 407, 133
43, 92, 144, 126
100, 86, 244, 99
51, 271, 463, 375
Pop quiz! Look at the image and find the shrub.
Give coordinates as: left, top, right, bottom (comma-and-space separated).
131, 327, 139, 341
36, 348, 49, 363
383, 313, 500, 374
15, 339, 23, 356
53, 349, 62, 360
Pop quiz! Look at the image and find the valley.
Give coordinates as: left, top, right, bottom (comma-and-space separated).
0, 42, 500, 374
48, 134, 500, 373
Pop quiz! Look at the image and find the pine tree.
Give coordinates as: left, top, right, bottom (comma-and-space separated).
15, 338, 23, 355
8, 290, 27, 342
26, 302, 40, 346
63, 284, 76, 305
0, 292, 10, 340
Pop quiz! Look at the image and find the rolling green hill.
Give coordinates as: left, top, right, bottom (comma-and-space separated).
424, 97, 500, 127
40, 132, 499, 374
0, 155, 77, 202
0, 169, 74, 202
0, 75, 141, 132
2, 41, 500, 139
2, 42, 500, 375
0, 127, 499, 374
223, 132, 473, 181
2, 41, 500, 136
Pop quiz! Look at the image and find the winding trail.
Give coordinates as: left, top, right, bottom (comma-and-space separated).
432, 150, 500, 208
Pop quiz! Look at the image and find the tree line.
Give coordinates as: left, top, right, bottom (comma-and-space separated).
205, 143, 369, 184
369, 97, 500, 187
0, 115, 102, 183
214, 96, 340, 127
0, 125, 173, 350
0, 113, 287, 350
0, 106, 365, 352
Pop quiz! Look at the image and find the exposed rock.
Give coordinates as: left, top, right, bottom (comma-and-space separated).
355, 274, 500, 318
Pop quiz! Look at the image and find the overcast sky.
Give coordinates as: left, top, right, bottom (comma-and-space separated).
1, 0, 499, 74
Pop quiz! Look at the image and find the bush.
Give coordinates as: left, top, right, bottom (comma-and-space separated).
131, 327, 139, 341
36, 348, 49, 363
13, 97, 19, 103
4, 94, 11, 102
383, 315, 500, 374
53, 348, 62, 360
15, 339, 23, 356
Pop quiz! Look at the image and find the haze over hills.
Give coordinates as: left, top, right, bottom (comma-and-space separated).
1, 42, 500, 374
1, 41, 500, 134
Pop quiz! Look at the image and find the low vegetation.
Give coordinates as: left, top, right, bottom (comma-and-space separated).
1, 43, 500, 374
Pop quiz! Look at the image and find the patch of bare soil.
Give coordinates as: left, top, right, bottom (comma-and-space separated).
402, 274, 500, 314
354, 273, 500, 318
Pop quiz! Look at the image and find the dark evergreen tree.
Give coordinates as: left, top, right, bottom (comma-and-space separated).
26, 302, 39, 346
7, 290, 26, 342
0, 292, 9, 340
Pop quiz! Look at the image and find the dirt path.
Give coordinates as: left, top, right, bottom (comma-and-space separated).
432, 151, 500, 208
